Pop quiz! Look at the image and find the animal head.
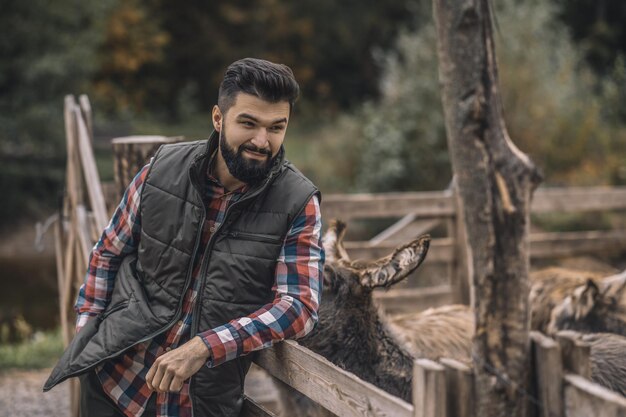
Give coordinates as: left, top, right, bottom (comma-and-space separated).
322, 219, 431, 301
300, 219, 430, 381
546, 271, 626, 336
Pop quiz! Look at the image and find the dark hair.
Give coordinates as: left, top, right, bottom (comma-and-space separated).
218, 58, 300, 114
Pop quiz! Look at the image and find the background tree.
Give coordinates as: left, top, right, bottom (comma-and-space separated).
353, 0, 626, 194
0, 0, 112, 230
433, 0, 541, 415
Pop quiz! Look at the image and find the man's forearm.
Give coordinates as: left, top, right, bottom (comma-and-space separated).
198, 294, 318, 367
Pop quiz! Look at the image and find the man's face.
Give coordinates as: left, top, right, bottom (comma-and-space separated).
213, 93, 290, 183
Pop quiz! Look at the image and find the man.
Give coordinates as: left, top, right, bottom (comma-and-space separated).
44, 58, 324, 417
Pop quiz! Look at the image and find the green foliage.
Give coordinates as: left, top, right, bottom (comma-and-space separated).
355, 25, 450, 192
0, 329, 63, 370
352, 0, 626, 192
554, 0, 626, 76
93, 0, 423, 118
495, 0, 626, 185
0, 0, 113, 228
0, 0, 112, 155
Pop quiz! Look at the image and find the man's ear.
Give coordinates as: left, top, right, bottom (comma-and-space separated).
212, 105, 222, 132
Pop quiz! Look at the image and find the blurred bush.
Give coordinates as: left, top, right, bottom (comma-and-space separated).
350, 0, 626, 192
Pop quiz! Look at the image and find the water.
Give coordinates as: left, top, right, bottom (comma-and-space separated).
0, 222, 62, 340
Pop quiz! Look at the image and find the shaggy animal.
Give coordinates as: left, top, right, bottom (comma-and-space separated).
299, 220, 446, 402
528, 267, 604, 333
584, 332, 626, 397
275, 221, 626, 416
275, 220, 471, 416
546, 269, 626, 336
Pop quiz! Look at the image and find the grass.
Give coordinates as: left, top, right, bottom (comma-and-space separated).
0, 329, 64, 370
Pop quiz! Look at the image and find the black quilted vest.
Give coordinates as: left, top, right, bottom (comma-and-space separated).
44, 132, 320, 416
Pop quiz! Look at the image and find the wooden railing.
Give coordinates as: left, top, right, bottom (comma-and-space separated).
243, 329, 626, 417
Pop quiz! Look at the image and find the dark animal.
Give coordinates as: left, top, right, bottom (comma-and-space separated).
584, 332, 626, 397
545, 270, 626, 336
276, 221, 626, 416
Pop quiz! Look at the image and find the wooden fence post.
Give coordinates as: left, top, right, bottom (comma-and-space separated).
530, 331, 563, 417
413, 359, 447, 417
556, 331, 591, 379
441, 358, 475, 417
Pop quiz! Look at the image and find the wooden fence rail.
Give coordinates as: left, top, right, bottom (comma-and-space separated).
244, 329, 626, 417
322, 187, 626, 221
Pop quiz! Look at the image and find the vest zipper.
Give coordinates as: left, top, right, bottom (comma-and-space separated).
188, 174, 277, 416
226, 230, 282, 243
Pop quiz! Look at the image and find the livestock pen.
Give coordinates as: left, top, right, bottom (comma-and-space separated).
52, 95, 626, 417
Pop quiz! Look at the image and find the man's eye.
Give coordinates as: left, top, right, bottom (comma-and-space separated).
270, 125, 285, 132
241, 121, 255, 127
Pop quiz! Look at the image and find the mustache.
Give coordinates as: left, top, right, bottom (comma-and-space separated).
239, 143, 271, 156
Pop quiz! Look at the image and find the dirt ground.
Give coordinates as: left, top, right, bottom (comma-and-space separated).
0, 366, 278, 417
0, 369, 69, 417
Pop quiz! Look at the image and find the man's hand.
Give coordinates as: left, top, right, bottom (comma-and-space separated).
145, 336, 211, 393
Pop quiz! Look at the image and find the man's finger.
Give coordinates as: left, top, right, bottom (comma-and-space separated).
149, 361, 167, 392
170, 376, 184, 392
145, 362, 158, 390
159, 369, 175, 393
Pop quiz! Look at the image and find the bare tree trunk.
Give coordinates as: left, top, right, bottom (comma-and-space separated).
111, 136, 182, 200
432, 1, 542, 417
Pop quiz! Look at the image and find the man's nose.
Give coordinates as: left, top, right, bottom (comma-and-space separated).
250, 128, 270, 149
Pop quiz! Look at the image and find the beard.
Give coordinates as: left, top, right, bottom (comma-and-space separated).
219, 127, 277, 184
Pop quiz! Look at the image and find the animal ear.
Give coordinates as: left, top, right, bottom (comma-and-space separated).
322, 264, 336, 288
572, 279, 599, 320
323, 219, 350, 263
359, 235, 430, 289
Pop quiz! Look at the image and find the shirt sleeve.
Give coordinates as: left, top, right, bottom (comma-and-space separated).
74, 165, 150, 333
198, 193, 324, 367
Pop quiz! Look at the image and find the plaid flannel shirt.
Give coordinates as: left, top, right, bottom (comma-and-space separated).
74, 160, 323, 417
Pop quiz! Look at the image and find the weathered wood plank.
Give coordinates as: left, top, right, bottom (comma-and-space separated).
345, 238, 455, 263
255, 340, 413, 417
530, 331, 563, 417
556, 331, 591, 379
322, 186, 626, 221
345, 230, 626, 266
322, 191, 455, 221
563, 374, 626, 417
74, 107, 108, 231
413, 359, 446, 417
529, 230, 626, 258
440, 358, 474, 417
533, 187, 626, 214
374, 285, 453, 314
241, 397, 277, 417
64, 96, 83, 211
54, 219, 68, 347
76, 205, 93, 265
369, 215, 442, 245
78, 94, 93, 142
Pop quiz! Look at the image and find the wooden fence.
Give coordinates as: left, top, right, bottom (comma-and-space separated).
55, 95, 626, 417
321, 186, 626, 311
242, 329, 626, 417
